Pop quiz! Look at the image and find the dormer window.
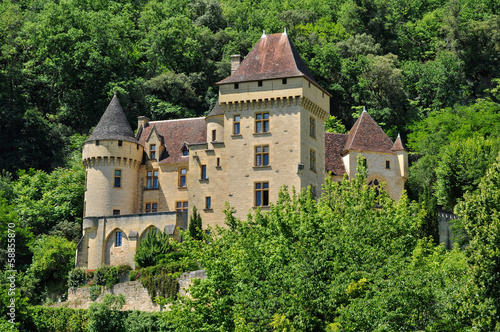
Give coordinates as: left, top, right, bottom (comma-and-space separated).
150, 144, 156, 159
182, 147, 189, 156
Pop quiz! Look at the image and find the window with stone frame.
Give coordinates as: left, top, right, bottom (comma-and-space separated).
146, 170, 159, 189
145, 203, 158, 213
150, 144, 156, 159
114, 170, 122, 188
255, 145, 270, 166
310, 116, 316, 138
176, 201, 188, 212
115, 231, 123, 246
255, 182, 269, 206
255, 112, 269, 133
205, 196, 212, 209
234, 115, 241, 135
179, 168, 187, 188
310, 149, 316, 172
201, 165, 207, 179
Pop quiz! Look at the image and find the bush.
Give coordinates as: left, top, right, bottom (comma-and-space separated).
89, 285, 102, 301
134, 230, 172, 268
88, 294, 126, 332
68, 268, 86, 289
26, 306, 88, 332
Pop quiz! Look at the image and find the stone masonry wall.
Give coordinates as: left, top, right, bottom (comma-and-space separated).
64, 270, 206, 312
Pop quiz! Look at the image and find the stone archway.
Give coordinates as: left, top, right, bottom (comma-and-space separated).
104, 228, 129, 266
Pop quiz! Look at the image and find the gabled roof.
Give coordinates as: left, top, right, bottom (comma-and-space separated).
217, 32, 318, 85
343, 110, 394, 154
86, 94, 137, 144
137, 118, 206, 164
391, 134, 408, 151
325, 133, 348, 175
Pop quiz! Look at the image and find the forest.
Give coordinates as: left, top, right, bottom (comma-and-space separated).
0, 0, 500, 330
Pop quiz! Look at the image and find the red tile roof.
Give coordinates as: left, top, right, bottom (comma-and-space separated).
391, 134, 407, 151
217, 32, 318, 85
137, 118, 207, 164
343, 111, 394, 154
325, 133, 348, 175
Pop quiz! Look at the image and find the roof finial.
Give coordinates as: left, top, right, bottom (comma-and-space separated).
262, 30, 266, 38
363, 106, 367, 113
283, 27, 287, 35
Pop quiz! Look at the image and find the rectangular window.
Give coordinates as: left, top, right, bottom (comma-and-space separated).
282, 78, 287, 84
216, 157, 221, 167
146, 203, 158, 213
150, 144, 156, 159
115, 231, 122, 246
310, 116, 316, 138
96, 140, 100, 146
113, 209, 120, 216
212, 130, 217, 142
114, 170, 121, 188
234, 83, 239, 89
234, 115, 241, 135
310, 149, 316, 172
182, 148, 189, 156
146, 170, 159, 189
201, 165, 207, 179
258, 80, 263, 87
176, 201, 188, 212
255, 112, 269, 133
118, 140, 122, 146
255, 145, 270, 166
179, 168, 187, 188
386, 160, 391, 169
255, 182, 269, 207
205, 196, 212, 209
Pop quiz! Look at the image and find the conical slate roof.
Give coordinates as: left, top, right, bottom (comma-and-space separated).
218, 32, 319, 86
343, 110, 394, 154
86, 94, 138, 144
206, 101, 224, 118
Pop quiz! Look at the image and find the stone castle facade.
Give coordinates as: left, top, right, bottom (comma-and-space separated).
77, 32, 408, 270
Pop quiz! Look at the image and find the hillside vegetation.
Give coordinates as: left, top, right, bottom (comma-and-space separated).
1, 0, 500, 330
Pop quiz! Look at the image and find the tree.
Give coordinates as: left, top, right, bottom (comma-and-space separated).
29, 235, 76, 301
435, 136, 500, 211
88, 294, 126, 332
189, 206, 203, 240
163, 160, 460, 331
134, 230, 172, 268
454, 153, 500, 330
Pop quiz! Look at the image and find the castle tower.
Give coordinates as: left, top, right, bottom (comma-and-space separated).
82, 94, 143, 217
188, 31, 331, 226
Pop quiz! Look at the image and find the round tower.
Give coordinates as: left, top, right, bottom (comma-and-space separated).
82, 94, 143, 217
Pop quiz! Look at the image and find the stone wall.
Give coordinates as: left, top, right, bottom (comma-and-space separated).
63, 270, 206, 312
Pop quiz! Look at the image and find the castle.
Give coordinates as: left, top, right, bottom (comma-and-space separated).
76, 31, 408, 270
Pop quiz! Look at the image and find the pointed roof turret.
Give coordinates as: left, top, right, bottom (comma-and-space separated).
391, 134, 408, 151
217, 33, 324, 91
86, 94, 138, 144
343, 110, 394, 154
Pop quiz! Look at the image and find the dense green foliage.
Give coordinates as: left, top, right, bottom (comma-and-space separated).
134, 230, 173, 268
150, 162, 471, 331
188, 206, 203, 240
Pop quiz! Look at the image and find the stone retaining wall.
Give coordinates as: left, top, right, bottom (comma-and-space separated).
63, 270, 206, 312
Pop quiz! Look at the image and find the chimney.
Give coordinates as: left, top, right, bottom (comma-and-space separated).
137, 116, 150, 130
231, 55, 244, 75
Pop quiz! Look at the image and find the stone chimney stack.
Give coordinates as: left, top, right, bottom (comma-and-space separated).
137, 116, 150, 129
231, 55, 244, 75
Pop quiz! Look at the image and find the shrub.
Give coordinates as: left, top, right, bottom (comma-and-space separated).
89, 285, 101, 301
134, 230, 172, 268
68, 268, 86, 289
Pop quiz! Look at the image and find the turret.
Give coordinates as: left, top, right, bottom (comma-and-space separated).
391, 134, 409, 180
82, 93, 143, 217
